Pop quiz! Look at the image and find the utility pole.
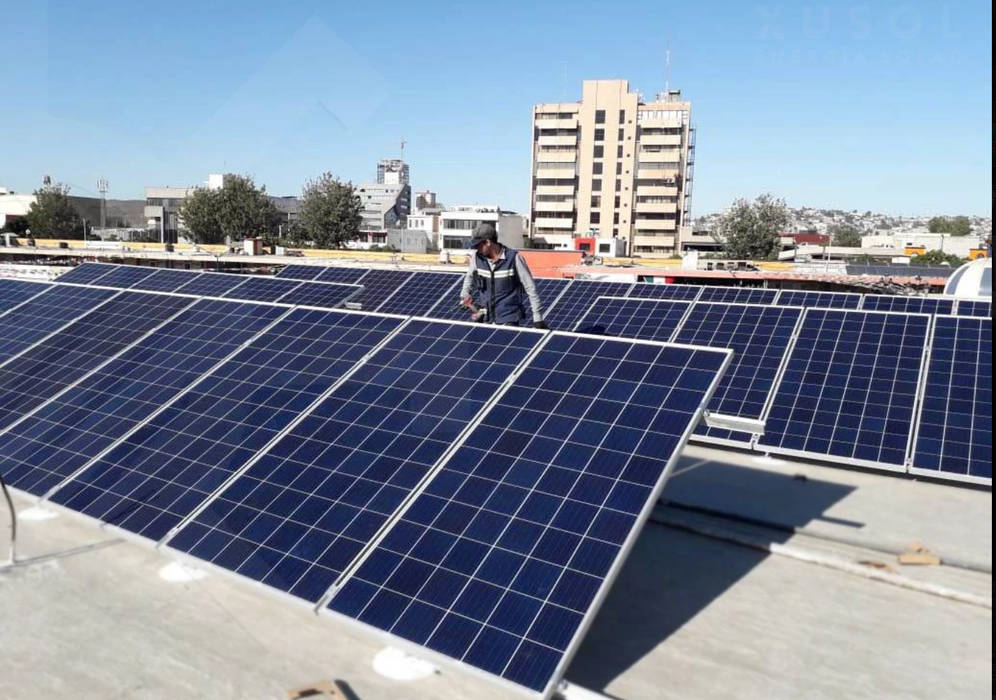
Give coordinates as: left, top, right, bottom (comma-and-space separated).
97, 178, 108, 231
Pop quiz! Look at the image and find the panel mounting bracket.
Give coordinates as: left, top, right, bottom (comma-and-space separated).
701, 411, 765, 435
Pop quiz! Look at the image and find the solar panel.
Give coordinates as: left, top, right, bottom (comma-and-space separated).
130, 268, 202, 293
326, 333, 730, 697
86, 265, 158, 289
277, 282, 362, 308
0, 292, 194, 428
49, 310, 405, 542
695, 287, 777, 304
56, 263, 117, 285
861, 296, 955, 315
757, 309, 930, 470
528, 278, 572, 321
910, 316, 991, 483
0, 300, 289, 497
627, 283, 703, 301
0, 285, 119, 365
544, 281, 634, 330
344, 270, 413, 311
673, 303, 803, 445
954, 299, 992, 318
174, 272, 249, 298
573, 297, 690, 341
165, 321, 543, 603
315, 267, 371, 284
0, 279, 51, 313
775, 290, 862, 309
221, 276, 301, 302
277, 265, 324, 281
377, 273, 461, 316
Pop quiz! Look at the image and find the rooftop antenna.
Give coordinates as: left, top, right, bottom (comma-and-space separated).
400, 139, 407, 160
664, 44, 672, 95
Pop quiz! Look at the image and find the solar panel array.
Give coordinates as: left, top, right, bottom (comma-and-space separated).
544, 281, 635, 330
0, 279, 51, 313
56, 263, 119, 285
49, 310, 404, 542
167, 322, 542, 602
861, 295, 955, 315
345, 269, 413, 311
910, 316, 992, 483
0, 299, 289, 497
774, 290, 862, 309
315, 267, 371, 284
673, 304, 803, 445
89, 265, 159, 289
0, 292, 193, 427
628, 282, 703, 301
696, 287, 778, 304
277, 265, 324, 281
574, 297, 691, 341
378, 273, 461, 316
327, 335, 730, 696
0, 285, 119, 364
954, 299, 992, 318
758, 310, 931, 470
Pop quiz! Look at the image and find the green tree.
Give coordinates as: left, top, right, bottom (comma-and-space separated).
180, 174, 280, 244
298, 173, 363, 248
910, 250, 965, 266
830, 223, 863, 247
715, 194, 788, 260
25, 183, 83, 239
928, 216, 972, 236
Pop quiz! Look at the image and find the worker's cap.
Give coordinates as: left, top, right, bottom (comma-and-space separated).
466, 223, 498, 248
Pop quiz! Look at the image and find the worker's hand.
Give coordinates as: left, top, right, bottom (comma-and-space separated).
461, 295, 474, 308
533, 321, 549, 330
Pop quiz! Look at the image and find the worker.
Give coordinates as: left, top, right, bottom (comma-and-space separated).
461, 223, 549, 329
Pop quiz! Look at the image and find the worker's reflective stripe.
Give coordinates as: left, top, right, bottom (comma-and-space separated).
474, 268, 516, 278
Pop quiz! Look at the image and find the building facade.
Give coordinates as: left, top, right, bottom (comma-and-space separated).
377, 159, 410, 186
530, 79, 695, 256
438, 205, 525, 250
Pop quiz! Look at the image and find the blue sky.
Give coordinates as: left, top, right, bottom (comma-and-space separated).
1, 1, 991, 216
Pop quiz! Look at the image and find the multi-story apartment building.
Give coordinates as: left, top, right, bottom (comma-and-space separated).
530, 79, 695, 255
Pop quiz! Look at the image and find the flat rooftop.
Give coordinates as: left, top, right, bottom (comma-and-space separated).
3, 445, 990, 699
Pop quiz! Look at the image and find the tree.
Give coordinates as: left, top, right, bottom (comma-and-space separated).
2, 216, 29, 235
910, 250, 965, 266
25, 183, 83, 238
830, 223, 863, 247
180, 174, 280, 244
714, 194, 788, 260
928, 216, 972, 236
298, 173, 363, 248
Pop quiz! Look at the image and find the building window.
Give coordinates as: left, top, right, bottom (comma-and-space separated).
592, 179, 602, 191
618, 109, 625, 123
617, 145, 623, 158
616, 162, 622, 175
595, 109, 605, 124
590, 212, 600, 224
615, 179, 621, 192
614, 212, 620, 224
591, 195, 601, 207
593, 145, 603, 158
592, 162, 603, 174
594, 128, 604, 141
614, 196, 620, 208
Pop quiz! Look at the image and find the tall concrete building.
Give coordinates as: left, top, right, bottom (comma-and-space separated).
377, 159, 410, 186
530, 79, 695, 255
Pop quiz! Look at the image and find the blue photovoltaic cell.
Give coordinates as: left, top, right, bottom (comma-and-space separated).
574, 298, 690, 341
85, 265, 158, 289
0, 292, 193, 429
775, 290, 862, 309
544, 281, 634, 330
912, 316, 991, 481
861, 295, 955, 315
758, 309, 930, 467
345, 270, 414, 311
0, 279, 50, 313
695, 287, 777, 304
328, 334, 729, 696
222, 276, 301, 302
955, 300, 991, 318
0, 300, 287, 496
50, 310, 404, 542
527, 278, 571, 321
315, 267, 371, 284
0, 285, 118, 364
673, 304, 802, 444
167, 321, 541, 603
627, 283, 703, 301
130, 268, 202, 293
277, 282, 362, 308
378, 273, 460, 316
277, 265, 324, 281
56, 263, 117, 285
175, 272, 249, 298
